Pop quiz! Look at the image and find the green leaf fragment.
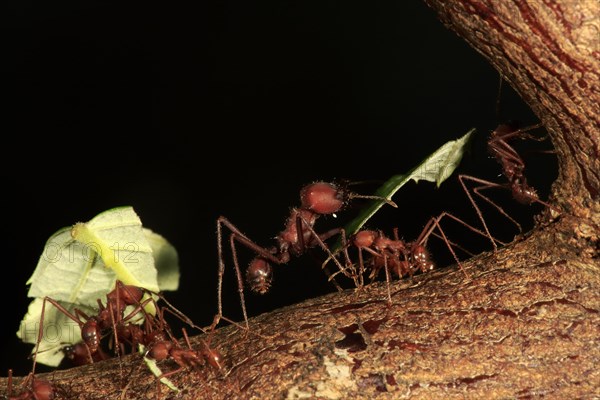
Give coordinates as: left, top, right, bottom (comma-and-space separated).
338, 128, 475, 245
140, 345, 180, 392
16, 298, 94, 367
144, 228, 180, 291
20, 206, 181, 367
70, 206, 159, 291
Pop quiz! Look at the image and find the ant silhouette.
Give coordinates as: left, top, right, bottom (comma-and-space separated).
458, 121, 559, 250
453, 76, 561, 249
212, 181, 396, 331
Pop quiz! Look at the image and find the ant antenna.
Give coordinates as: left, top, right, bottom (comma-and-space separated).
495, 74, 504, 122
347, 193, 398, 208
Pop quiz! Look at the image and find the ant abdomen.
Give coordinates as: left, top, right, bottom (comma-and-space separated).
246, 258, 273, 294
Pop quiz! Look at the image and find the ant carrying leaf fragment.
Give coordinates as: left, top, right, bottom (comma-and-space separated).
17, 206, 181, 366
333, 127, 475, 251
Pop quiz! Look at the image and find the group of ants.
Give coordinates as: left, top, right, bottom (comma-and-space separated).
4, 119, 560, 399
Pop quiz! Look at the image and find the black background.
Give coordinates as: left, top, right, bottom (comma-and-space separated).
2, 1, 556, 376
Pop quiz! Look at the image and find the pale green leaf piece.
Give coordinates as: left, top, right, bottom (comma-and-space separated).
140, 344, 179, 392
16, 298, 95, 367
19, 207, 181, 367
144, 228, 180, 291
71, 206, 159, 291
339, 128, 475, 244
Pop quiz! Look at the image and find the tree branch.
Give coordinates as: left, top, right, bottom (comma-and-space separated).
423, 0, 600, 215
2, 226, 599, 399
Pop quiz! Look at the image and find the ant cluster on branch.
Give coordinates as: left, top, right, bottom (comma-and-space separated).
4, 281, 223, 399
4, 120, 557, 399
212, 120, 557, 320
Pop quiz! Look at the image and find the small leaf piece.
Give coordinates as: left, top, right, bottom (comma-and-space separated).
140, 345, 180, 392
16, 298, 94, 367
20, 206, 180, 366
71, 206, 159, 291
144, 228, 180, 291
339, 128, 475, 242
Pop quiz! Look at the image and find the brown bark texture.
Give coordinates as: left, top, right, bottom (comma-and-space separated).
2, 0, 599, 399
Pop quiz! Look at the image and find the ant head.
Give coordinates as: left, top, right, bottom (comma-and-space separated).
512, 180, 538, 205
411, 244, 435, 272
246, 257, 273, 294
500, 120, 520, 131
203, 347, 224, 371
62, 342, 90, 366
300, 182, 345, 215
147, 341, 172, 361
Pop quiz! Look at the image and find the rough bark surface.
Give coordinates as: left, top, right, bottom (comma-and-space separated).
2, 0, 599, 399
424, 0, 600, 220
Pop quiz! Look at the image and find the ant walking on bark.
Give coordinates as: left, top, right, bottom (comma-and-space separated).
28, 280, 224, 397
34, 281, 221, 371
331, 210, 500, 303
456, 77, 559, 249
145, 327, 223, 381
35, 281, 146, 366
212, 181, 397, 331
458, 122, 559, 250
3, 369, 55, 400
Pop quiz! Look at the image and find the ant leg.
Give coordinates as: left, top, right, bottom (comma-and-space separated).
293, 213, 344, 291
347, 232, 365, 289
459, 174, 517, 249
461, 174, 524, 232
381, 253, 392, 305
321, 229, 354, 288
491, 123, 544, 144
418, 216, 469, 278
7, 369, 13, 396
417, 211, 504, 278
319, 227, 352, 290
473, 185, 523, 231
214, 218, 248, 332
430, 231, 476, 257
34, 297, 94, 368
228, 233, 250, 330
215, 217, 286, 332
299, 216, 361, 287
